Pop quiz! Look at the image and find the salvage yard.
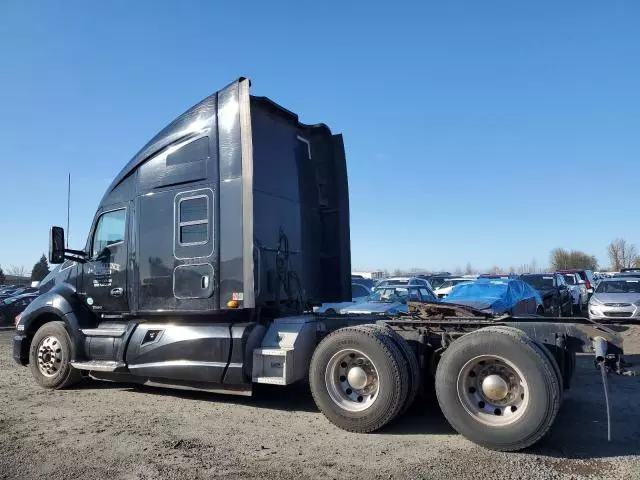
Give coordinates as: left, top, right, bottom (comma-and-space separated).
1, 328, 639, 480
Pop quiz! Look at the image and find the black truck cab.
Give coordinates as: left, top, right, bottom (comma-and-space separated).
12, 78, 625, 453
14, 78, 351, 391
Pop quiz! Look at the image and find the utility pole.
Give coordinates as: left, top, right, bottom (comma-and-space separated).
66, 173, 71, 247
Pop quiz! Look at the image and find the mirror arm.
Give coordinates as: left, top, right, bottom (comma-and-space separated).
65, 248, 87, 257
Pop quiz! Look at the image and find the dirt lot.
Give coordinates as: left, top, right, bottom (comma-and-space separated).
1, 328, 639, 480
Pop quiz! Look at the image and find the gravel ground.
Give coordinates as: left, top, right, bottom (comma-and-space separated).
1, 327, 639, 480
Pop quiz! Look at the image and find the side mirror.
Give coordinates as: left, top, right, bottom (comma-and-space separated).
49, 226, 65, 264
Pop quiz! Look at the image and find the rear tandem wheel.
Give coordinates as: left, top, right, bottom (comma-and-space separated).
309, 325, 410, 433
435, 327, 561, 451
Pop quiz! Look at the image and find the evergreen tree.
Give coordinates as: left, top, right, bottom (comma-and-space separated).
31, 255, 50, 282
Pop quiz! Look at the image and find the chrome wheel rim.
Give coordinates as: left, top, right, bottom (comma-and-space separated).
457, 355, 528, 426
37, 335, 63, 377
325, 349, 379, 412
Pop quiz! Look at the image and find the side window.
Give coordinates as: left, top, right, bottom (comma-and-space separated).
419, 287, 435, 301
174, 189, 214, 259
178, 196, 208, 245
92, 209, 126, 258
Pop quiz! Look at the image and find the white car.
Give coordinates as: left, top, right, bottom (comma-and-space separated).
314, 283, 371, 314
561, 273, 588, 314
434, 278, 474, 298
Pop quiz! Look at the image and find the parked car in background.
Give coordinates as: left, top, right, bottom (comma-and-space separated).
433, 278, 474, 298
561, 272, 588, 315
0, 293, 39, 325
477, 273, 518, 280
0, 285, 20, 295
0, 286, 39, 300
421, 274, 450, 289
350, 277, 375, 289
340, 285, 438, 314
556, 269, 597, 296
519, 273, 573, 316
620, 268, 640, 274
443, 278, 542, 315
315, 283, 372, 314
372, 277, 433, 290
614, 271, 640, 278
588, 277, 640, 322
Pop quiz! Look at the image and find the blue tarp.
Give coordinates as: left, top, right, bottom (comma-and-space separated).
443, 278, 542, 314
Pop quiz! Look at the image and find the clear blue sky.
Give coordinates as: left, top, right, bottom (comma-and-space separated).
1, 1, 638, 273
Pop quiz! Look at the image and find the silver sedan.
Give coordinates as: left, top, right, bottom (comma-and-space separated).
588, 277, 640, 322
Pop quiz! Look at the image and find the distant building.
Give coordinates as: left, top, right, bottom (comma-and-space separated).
352, 270, 385, 280
3, 275, 31, 286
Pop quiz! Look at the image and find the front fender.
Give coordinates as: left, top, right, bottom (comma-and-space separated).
16, 283, 98, 363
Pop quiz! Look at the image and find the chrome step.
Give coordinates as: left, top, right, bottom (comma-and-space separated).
70, 360, 126, 372
81, 328, 126, 337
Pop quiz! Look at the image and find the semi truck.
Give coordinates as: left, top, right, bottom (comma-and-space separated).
13, 78, 622, 452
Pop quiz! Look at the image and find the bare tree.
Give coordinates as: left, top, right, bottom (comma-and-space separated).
6, 265, 28, 277
550, 248, 597, 271
453, 266, 463, 275
607, 238, 639, 270
464, 262, 476, 275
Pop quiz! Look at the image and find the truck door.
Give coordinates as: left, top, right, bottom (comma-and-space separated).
82, 206, 129, 314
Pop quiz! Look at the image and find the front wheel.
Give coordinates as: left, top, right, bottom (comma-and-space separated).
29, 321, 82, 389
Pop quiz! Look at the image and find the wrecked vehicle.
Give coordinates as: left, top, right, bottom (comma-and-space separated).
443, 278, 542, 315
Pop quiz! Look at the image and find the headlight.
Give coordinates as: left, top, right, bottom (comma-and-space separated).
589, 297, 603, 306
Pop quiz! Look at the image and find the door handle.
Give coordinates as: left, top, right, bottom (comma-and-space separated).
110, 287, 124, 298
201, 276, 209, 289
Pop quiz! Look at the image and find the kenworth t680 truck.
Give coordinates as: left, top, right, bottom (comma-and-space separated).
13, 78, 623, 451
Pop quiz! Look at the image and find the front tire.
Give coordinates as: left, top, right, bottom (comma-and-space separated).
309, 326, 408, 433
29, 321, 82, 389
435, 328, 561, 451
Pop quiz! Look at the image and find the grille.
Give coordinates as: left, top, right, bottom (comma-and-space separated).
604, 303, 631, 307
604, 311, 632, 318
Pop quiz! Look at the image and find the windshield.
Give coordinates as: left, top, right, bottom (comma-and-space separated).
521, 275, 554, 289
596, 280, 640, 294
428, 278, 446, 289
562, 275, 577, 285
368, 287, 408, 303
368, 286, 436, 303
